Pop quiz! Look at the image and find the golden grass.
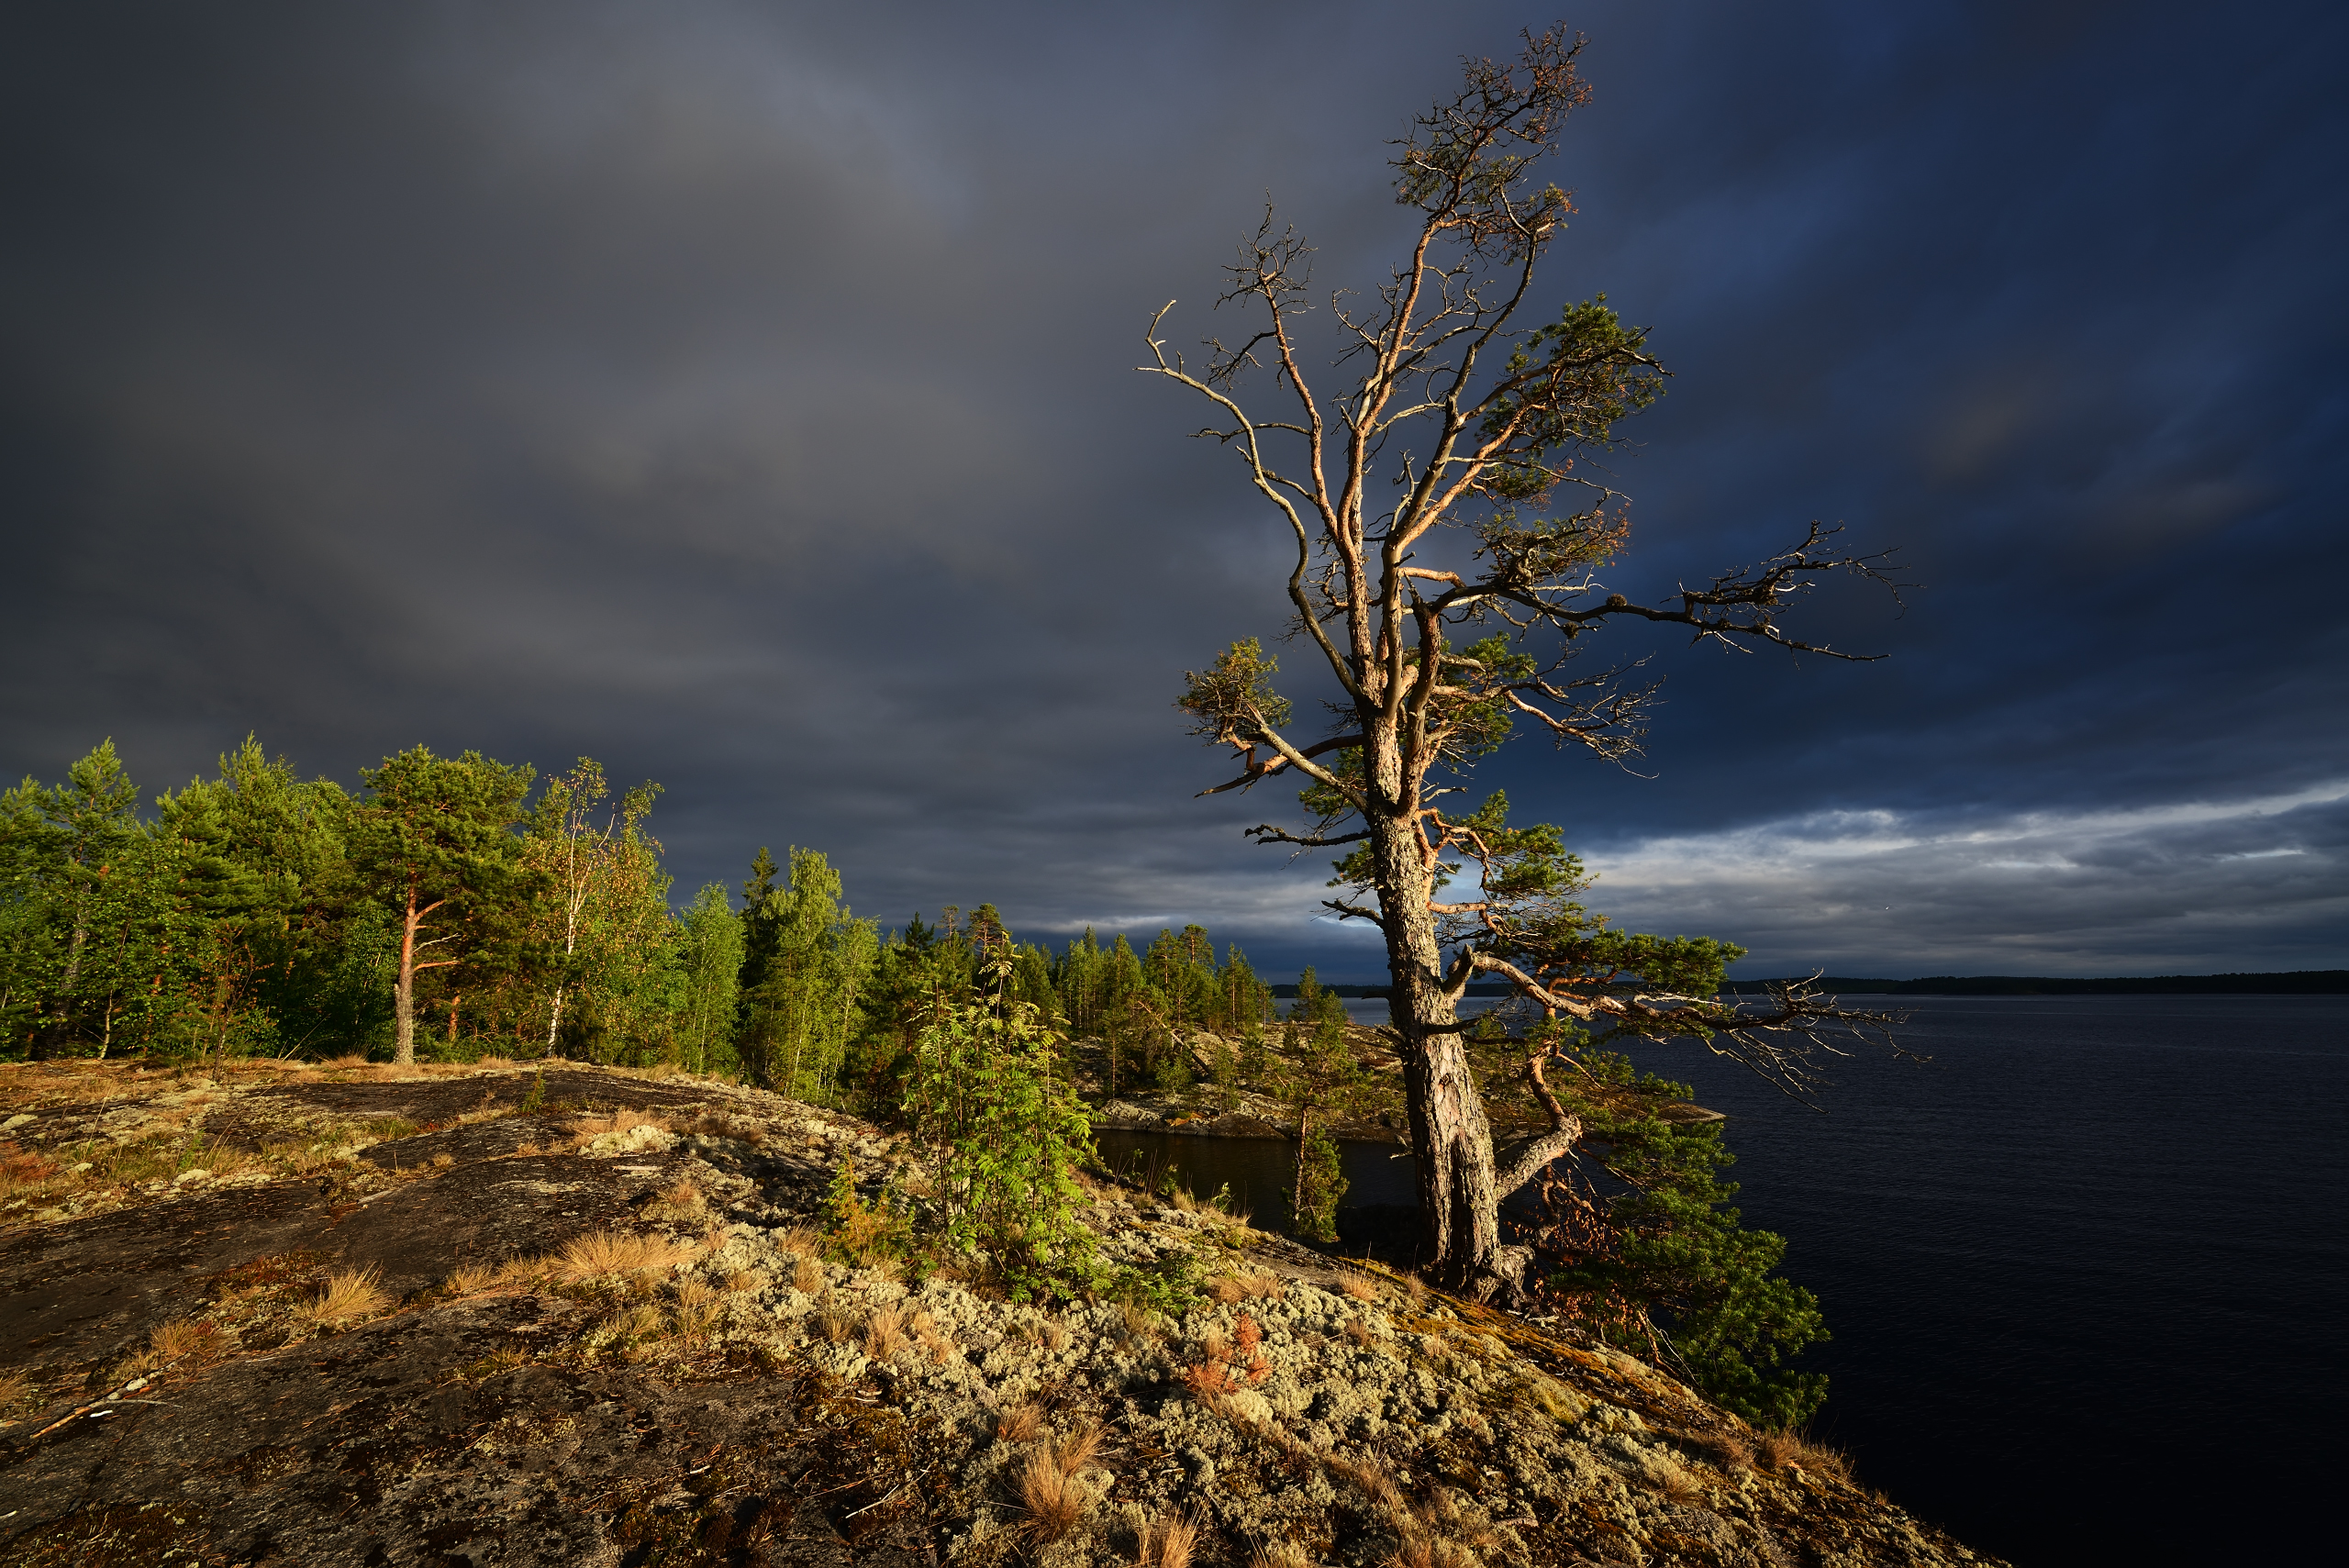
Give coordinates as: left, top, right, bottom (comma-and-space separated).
1694, 1429, 1754, 1471
575, 1107, 670, 1145
909, 1307, 954, 1364
1200, 1326, 1232, 1364
150, 1318, 226, 1365
1041, 1317, 1071, 1351
321, 1053, 373, 1070
1755, 1428, 1852, 1479
1053, 1419, 1104, 1476
815, 1301, 854, 1343
723, 1267, 762, 1294
1208, 1270, 1283, 1303
555, 1229, 688, 1281
472, 1054, 518, 1070
1385, 1533, 1481, 1568
996, 1401, 1045, 1444
1252, 1542, 1311, 1568
672, 1278, 721, 1340
1343, 1318, 1375, 1349
298, 1265, 392, 1329
1018, 1449, 1086, 1543
644, 1176, 708, 1226
443, 1262, 498, 1296
1654, 1458, 1705, 1504
863, 1307, 907, 1361
1338, 1273, 1380, 1302
0, 1367, 33, 1418
1135, 1510, 1199, 1568
774, 1223, 823, 1258
1331, 1458, 1406, 1519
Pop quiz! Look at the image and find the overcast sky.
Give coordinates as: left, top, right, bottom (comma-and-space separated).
5, 1, 2343, 981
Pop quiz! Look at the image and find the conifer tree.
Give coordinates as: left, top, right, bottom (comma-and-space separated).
349, 747, 533, 1065
1152, 29, 1901, 1294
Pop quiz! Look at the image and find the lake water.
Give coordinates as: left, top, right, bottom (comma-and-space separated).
1097, 995, 2349, 1566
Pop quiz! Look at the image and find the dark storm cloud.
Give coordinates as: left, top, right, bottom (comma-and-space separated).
4, 1, 2343, 979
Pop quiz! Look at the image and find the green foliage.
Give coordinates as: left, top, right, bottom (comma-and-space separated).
900, 991, 1097, 1301
824, 1154, 914, 1268
735, 847, 876, 1097
675, 884, 743, 1075
1177, 638, 1292, 748
1291, 1123, 1348, 1243
1270, 968, 1375, 1241
1534, 1051, 1828, 1427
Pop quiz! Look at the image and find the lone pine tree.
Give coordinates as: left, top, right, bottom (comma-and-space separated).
1150, 27, 1903, 1296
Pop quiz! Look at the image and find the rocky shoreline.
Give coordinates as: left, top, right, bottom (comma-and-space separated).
0, 1058, 2001, 1567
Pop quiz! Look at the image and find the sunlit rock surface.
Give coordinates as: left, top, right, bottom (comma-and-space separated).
0, 1059, 2001, 1566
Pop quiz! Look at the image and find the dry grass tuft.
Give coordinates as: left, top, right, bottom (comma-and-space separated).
298, 1265, 392, 1329
321, 1053, 372, 1070
1200, 1326, 1232, 1364
672, 1278, 722, 1340
863, 1307, 907, 1361
1343, 1318, 1376, 1350
908, 1307, 955, 1364
1754, 1427, 1849, 1478
1252, 1543, 1311, 1568
723, 1267, 761, 1294
996, 1400, 1045, 1444
1400, 1273, 1430, 1310
1205, 1274, 1246, 1305
1791, 1429, 1851, 1478
443, 1262, 498, 1296
1338, 1273, 1380, 1302
1052, 1418, 1105, 1477
645, 1176, 708, 1226
1654, 1458, 1705, 1504
1118, 1302, 1163, 1342
1041, 1317, 1071, 1351
496, 1253, 554, 1287
556, 1229, 688, 1281
0, 1367, 33, 1418
1135, 1510, 1199, 1568
1332, 1458, 1406, 1519
1018, 1449, 1087, 1543
115, 1316, 228, 1380
473, 1054, 517, 1070
792, 1252, 824, 1293
815, 1300, 855, 1343
1385, 1532, 1481, 1568
774, 1224, 823, 1258
1694, 1429, 1754, 1472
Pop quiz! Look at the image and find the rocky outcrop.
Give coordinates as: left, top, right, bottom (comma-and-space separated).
0, 1059, 2000, 1567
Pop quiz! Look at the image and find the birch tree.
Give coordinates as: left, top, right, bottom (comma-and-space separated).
1149, 28, 1902, 1296
526, 760, 661, 1057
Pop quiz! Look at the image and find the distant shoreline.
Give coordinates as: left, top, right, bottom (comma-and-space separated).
1273, 970, 2349, 998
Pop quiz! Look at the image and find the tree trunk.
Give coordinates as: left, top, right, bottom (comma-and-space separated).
394, 884, 421, 1065
1369, 777, 1504, 1295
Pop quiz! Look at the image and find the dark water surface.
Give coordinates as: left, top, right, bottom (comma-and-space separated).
1099, 995, 2349, 1566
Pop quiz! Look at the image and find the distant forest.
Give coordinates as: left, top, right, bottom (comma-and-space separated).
0, 740, 1288, 1098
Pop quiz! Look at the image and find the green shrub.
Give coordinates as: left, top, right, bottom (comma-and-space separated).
901, 994, 1097, 1300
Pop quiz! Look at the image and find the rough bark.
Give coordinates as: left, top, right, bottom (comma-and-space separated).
393, 885, 420, 1066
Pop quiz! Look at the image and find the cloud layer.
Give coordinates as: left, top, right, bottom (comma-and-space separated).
2, 1, 2343, 979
